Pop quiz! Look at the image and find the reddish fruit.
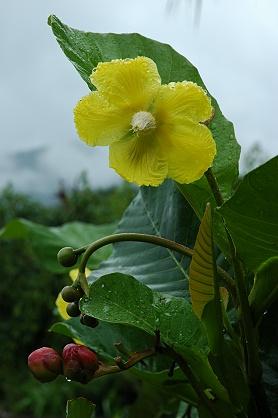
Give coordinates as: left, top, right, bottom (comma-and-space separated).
62, 343, 99, 384
28, 347, 62, 383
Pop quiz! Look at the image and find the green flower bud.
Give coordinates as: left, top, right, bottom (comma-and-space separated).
66, 302, 81, 317
57, 247, 77, 267
61, 286, 83, 303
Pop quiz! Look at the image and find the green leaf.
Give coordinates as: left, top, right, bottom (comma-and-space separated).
219, 157, 278, 272
175, 346, 231, 406
90, 180, 198, 297
259, 301, 278, 417
0, 219, 115, 273
81, 272, 157, 335
153, 296, 207, 350
82, 273, 156, 334
208, 339, 249, 412
80, 273, 206, 350
249, 256, 278, 324
81, 273, 233, 408
48, 15, 240, 252
66, 397, 95, 418
50, 319, 155, 362
189, 205, 215, 319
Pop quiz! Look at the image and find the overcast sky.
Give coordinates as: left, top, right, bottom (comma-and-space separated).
0, 0, 277, 197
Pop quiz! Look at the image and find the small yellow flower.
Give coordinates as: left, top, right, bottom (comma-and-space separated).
74, 56, 216, 186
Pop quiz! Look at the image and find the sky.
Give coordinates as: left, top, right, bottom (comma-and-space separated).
0, 0, 277, 198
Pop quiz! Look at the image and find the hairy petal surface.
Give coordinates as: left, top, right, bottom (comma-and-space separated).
109, 134, 167, 186
90, 57, 161, 111
158, 120, 216, 184
153, 81, 213, 125
74, 92, 131, 146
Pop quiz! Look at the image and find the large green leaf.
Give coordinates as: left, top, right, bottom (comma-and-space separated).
259, 301, 278, 418
0, 219, 115, 273
249, 257, 278, 324
219, 157, 278, 272
91, 180, 198, 297
83, 273, 157, 335
80, 273, 206, 351
66, 398, 95, 418
80, 274, 235, 414
48, 15, 240, 245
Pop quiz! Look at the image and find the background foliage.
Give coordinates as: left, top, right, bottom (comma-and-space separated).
0, 175, 135, 418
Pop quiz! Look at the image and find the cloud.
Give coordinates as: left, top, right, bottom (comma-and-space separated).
10, 146, 48, 171
0, 0, 277, 196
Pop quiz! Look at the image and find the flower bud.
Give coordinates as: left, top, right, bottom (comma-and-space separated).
61, 285, 83, 302
66, 301, 81, 317
80, 314, 99, 328
63, 343, 99, 383
57, 247, 77, 267
28, 347, 62, 383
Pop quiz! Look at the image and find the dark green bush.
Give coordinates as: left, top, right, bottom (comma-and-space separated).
0, 176, 135, 417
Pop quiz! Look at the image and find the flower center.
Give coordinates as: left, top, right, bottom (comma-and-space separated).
131, 111, 156, 133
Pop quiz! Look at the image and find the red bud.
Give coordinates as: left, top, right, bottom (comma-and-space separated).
62, 343, 98, 384
28, 347, 62, 383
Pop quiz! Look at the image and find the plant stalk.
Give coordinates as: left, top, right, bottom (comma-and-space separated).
78, 233, 193, 273
162, 346, 223, 418
205, 167, 272, 418
74, 232, 234, 293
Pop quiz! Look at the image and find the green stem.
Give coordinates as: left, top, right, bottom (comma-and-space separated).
205, 168, 224, 206
75, 233, 235, 293
78, 233, 193, 273
162, 346, 222, 418
205, 168, 271, 417
227, 234, 261, 381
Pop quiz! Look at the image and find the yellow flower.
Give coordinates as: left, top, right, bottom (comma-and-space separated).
74, 56, 216, 186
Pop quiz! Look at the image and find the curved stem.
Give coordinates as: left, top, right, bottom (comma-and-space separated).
75, 233, 235, 293
78, 233, 193, 273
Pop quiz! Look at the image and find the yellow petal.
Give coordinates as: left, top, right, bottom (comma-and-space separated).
159, 120, 216, 184
69, 268, 91, 282
154, 81, 213, 124
56, 292, 70, 320
109, 134, 167, 186
90, 57, 161, 111
74, 92, 132, 146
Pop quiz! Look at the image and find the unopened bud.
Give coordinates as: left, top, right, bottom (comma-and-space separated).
61, 285, 83, 302
80, 314, 99, 328
28, 347, 62, 383
63, 343, 99, 384
57, 247, 77, 267
66, 301, 81, 317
